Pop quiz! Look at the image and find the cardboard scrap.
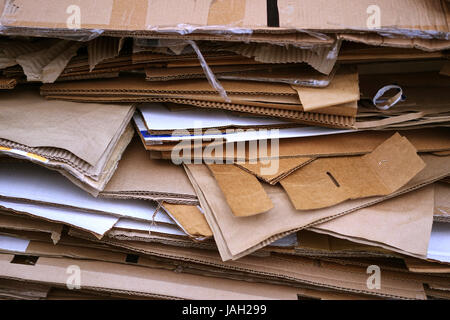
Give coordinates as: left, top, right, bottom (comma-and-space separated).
236, 157, 314, 185
207, 164, 273, 217
185, 154, 450, 261
310, 186, 435, 257
292, 68, 360, 111
280, 133, 426, 210
162, 203, 213, 238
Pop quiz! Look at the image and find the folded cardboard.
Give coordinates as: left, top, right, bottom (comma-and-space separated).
236, 157, 314, 185
207, 164, 274, 217
280, 133, 425, 210
309, 186, 434, 257
2, 0, 447, 38
185, 154, 450, 260
101, 138, 198, 204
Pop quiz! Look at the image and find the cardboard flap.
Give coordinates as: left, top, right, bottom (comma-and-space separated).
162, 202, 213, 238
236, 157, 314, 185
292, 68, 360, 111
207, 164, 273, 217
311, 186, 435, 257
280, 133, 426, 210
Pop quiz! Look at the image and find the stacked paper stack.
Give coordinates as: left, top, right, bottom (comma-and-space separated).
0, 0, 450, 300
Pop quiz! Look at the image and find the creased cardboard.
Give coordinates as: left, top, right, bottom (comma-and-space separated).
236, 157, 314, 185
207, 164, 273, 217
309, 186, 435, 257
292, 68, 359, 111
0, 211, 63, 244
185, 154, 450, 261
0, 87, 134, 167
101, 138, 197, 202
162, 203, 212, 238
280, 133, 425, 210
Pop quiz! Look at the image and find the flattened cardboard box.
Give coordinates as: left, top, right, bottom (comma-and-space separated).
1, 0, 448, 37
280, 133, 425, 210
185, 154, 450, 261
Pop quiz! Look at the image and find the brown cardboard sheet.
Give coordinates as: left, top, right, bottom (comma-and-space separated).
207, 164, 273, 217
309, 186, 435, 257
280, 133, 425, 210
69, 232, 430, 300
185, 154, 450, 261
159, 128, 450, 162
0, 253, 309, 300
162, 203, 212, 238
2, 0, 448, 38
101, 138, 197, 203
0, 87, 134, 167
292, 67, 359, 111
0, 211, 63, 244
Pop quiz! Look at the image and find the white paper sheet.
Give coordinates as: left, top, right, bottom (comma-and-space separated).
0, 162, 163, 223
134, 112, 351, 143
139, 103, 289, 130
427, 222, 450, 263
0, 198, 118, 236
0, 234, 30, 253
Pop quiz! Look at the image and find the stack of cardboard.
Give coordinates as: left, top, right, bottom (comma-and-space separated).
0, 0, 450, 300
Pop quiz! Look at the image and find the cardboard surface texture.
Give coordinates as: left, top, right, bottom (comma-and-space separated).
280, 133, 425, 210
207, 164, 274, 217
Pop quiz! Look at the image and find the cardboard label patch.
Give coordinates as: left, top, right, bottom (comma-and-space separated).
280, 133, 426, 210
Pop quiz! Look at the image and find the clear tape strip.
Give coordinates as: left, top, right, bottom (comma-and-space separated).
187, 39, 231, 103
372, 85, 404, 111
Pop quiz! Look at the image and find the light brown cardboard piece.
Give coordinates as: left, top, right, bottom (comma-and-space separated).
236, 157, 314, 185
309, 186, 434, 257
292, 68, 359, 111
88, 36, 123, 71
69, 231, 431, 300
2, 0, 447, 37
101, 138, 198, 204
156, 128, 450, 162
207, 164, 274, 217
0, 87, 134, 167
185, 154, 450, 261
0, 211, 63, 244
0, 253, 308, 300
280, 133, 425, 210
434, 182, 450, 222
162, 203, 213, 238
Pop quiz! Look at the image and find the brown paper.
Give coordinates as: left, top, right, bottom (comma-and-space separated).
280, 133, 425, 210
207, 164, 273, 217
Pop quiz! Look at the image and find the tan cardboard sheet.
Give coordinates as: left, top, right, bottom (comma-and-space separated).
292, 68, 359, 111
0, 253, 306, 300
0, 87, 134, 167
185, 154, 450, 261
101, 138, 197, 201
0, 211, 63, 244
2, 0, 448, 37
280, 133, 425, 210
207, 164, 273, 217
309, 186, 435, 257
162, 203, 212, 238
71, 233, 430, 300
159, 128, 450, 162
